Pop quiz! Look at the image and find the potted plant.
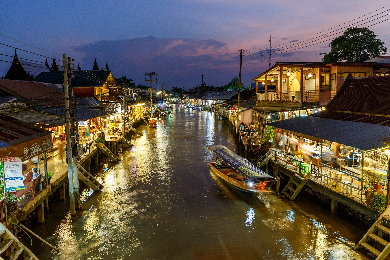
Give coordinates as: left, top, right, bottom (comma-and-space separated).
47, 171, 54, 185
365, 172, 384, 191
372, 194, 386, 214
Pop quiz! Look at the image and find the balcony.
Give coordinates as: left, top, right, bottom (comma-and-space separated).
256, 90, 319, 107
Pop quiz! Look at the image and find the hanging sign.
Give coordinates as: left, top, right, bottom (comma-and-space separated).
3, 157, 24, 192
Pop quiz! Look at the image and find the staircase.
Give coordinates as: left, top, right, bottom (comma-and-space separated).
281, 165, 312, 200
77, 164, 104, 191
256, 150, 273, 169
119, 137, 132, 146
96, 143, 120, 162
355, 208, 390, 260
0, 223, 38, 260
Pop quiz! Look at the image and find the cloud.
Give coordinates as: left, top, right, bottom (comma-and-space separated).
73, 37, 242, 89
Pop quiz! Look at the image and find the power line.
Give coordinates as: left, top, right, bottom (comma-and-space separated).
0, 33, 60, 57
244, 5, 390, 65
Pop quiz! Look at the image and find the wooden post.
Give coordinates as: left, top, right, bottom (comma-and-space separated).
361, 151, 364, 202
331, 199, 338, 214
386, 157, 390, 208
300, 66, 304, 107
320, 141, 323, 175
265, 75, 268, 100
276, 175, 281, 194
60, 183, 66, 201
279, 65, 283, 99
37, 202, 44, 223
44, 152, 48, 186
255, 81, 258, 94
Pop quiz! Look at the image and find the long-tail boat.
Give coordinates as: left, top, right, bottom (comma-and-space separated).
208, 145, 274, 194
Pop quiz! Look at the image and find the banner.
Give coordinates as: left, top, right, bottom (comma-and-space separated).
4, 157, 24, 192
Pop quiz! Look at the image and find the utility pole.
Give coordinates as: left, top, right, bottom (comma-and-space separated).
122, 82, 126, 137
269, 35, 272, 69
68, 57, 80, 210
145, 72, 157, 116
161, 83, 164, 102
237, 49, 242, 133
68, 57, 81, 211
63, 54, 76, 215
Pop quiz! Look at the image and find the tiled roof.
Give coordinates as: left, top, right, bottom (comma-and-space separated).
35, 70, 112, 87
0, 79, 64, 106
327, 76, 390, 115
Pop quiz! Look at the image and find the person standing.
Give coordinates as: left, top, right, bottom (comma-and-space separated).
59, 140, 65, 163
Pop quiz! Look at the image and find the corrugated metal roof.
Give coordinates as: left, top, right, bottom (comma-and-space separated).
41, 106, 107, 121
4, 110, 64, 126
266, 116, 390, 151
0, 113, 52, 147
0, 79, 64, 106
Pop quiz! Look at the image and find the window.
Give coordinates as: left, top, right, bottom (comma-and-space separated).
341, 72, 366, 78
330, 73, 336, 91
320, 74, 330, 92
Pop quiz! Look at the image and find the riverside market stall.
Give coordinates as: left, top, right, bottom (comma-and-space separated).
0, 113, 53, 222
266, 116, 390, 197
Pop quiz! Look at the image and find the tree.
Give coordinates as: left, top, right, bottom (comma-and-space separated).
323, 27, 387, 63
115, 76, 135, 88
223, 76, 244, 90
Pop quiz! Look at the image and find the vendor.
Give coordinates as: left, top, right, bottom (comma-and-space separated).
339, 145, 350, 158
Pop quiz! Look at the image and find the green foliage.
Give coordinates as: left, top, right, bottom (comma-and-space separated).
372, 194, 386, 214
224, 76, 244, 91
262, 126, 275, 143
96, 137, 105, 144
323, 27, 387, 63
47, 172, 54, 178
115, 76, 135, 88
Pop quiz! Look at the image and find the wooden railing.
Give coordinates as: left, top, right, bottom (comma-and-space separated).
268, 148, 366, 204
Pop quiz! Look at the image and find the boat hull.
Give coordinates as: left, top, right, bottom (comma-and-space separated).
209, 163, 273, 194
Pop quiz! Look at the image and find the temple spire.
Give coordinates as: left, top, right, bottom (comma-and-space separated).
92, 58, 99, 70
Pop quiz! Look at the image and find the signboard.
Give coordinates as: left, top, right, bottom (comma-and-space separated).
3, 157, 24, 192
0, 134, 52, 161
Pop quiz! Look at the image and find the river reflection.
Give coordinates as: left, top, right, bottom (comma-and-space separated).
28, 105, 367, 259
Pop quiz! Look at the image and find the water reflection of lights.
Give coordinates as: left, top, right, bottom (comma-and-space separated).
245, 207, 255, 227
285, 210, 295, 222
55, 213, 82, 259
79, 189, 94, 202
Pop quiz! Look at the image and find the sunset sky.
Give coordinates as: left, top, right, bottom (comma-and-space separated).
1, 0, 389, 89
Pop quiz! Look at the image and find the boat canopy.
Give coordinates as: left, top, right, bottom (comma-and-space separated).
208, 145, 274, 180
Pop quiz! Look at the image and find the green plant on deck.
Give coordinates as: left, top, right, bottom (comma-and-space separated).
364, 171, 385, 190
372, 194, 386, 214
95, 137, 104, 144
261, 126, 275, 144
47, 171, 54, 178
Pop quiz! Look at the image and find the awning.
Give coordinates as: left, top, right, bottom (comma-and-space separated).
40, 106, 107, 121
208, 145, 274, 180
0, 113, 52, 160
266, 116, 390, 151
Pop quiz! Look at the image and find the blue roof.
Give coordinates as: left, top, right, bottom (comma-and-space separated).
266, 116, 390, 151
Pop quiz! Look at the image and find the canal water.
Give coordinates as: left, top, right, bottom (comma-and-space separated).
21, 105, 370, 259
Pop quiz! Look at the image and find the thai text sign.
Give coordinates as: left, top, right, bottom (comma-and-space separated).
4, 157, 24, 192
